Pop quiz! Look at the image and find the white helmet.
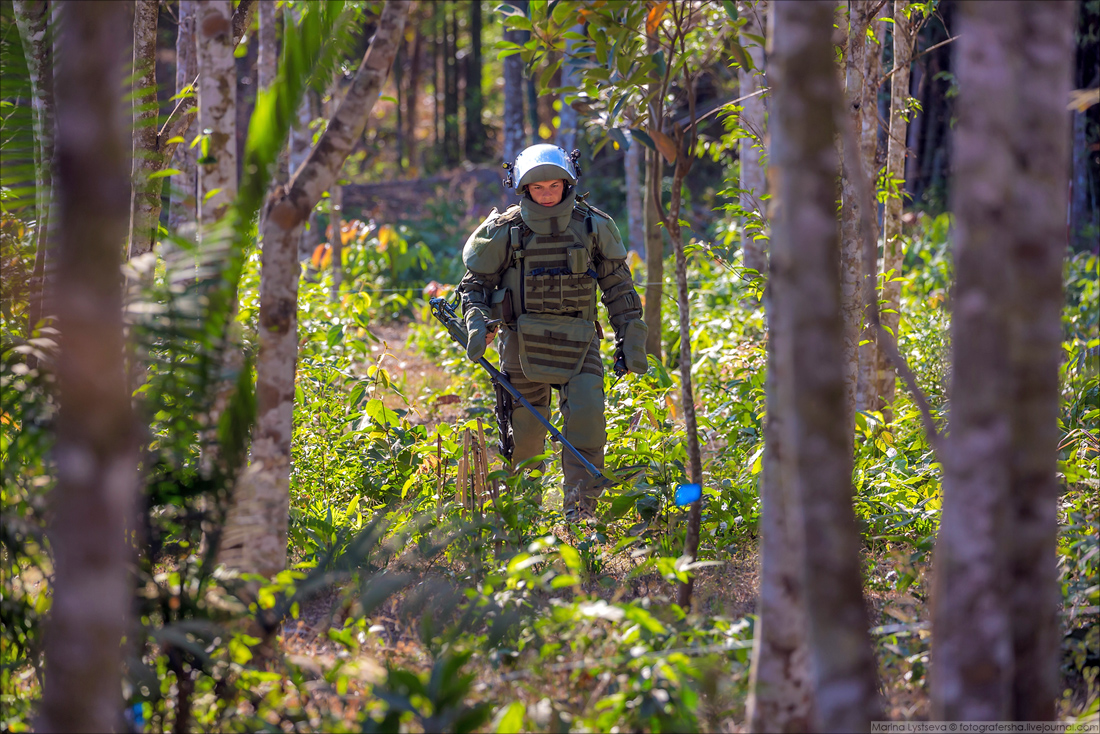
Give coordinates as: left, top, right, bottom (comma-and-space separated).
502, 144, 582, 192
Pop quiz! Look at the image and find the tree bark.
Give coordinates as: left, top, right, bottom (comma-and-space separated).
668, 151, 704, 611
127, 0, 161, 259
930, 1, 1016, 719
36, 3, 136, 732
196, 0, 237, 228
329, 184, 343, 302
643, 147, 664, 359
856, 13, 884, 414
643, 28, 664, 360
739, 1, 768, 276
126, 0, 253, 257
771, 3, 882, 729
405, 22, 422, 174
443, 4, 460, 166
257, 0, 276, 90
746, 39, 815, 726
168, 0, 199, 233
624, 126, 645, 257
1006, 0, 1074, 720
221, 0, 410, 577
502, 0, 527, 163
464, 0, 487, 161
839, 0, 869, 434
13, 0, 54, 333
877, 0, 912, 417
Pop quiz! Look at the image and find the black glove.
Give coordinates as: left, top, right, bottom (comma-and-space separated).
465, 309, 488, 361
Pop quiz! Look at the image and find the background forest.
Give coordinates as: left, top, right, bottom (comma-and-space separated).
1, 0, 1098, 732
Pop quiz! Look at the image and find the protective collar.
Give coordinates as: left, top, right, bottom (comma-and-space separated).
519, 190, 577, 236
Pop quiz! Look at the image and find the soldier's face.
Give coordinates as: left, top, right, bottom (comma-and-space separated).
527, 179, 565, 207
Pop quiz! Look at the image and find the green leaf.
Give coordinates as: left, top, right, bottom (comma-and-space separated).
492, 701, 526, 733
721, 0, 738, 23
148, 168, 183, 180
629, 127, 656, 150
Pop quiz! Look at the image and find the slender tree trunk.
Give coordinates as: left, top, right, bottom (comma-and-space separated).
772, 3, 882, 729
464, 0, 487, 161
443, 5, 460, 166
330, 185, 343, 302
432, 2, 441, 154
168, 0, 199, 233
196, 0, 236, 229
1069, 110, 1093, 251
624, 126, 645, 257
36, 3, 136, 732
739, 1, 768, 276
12, 0, 54, 333
856, 14, 884, 413
257, 0, 276, 89
839, 1, 869, 433
405, 23, 422, 174
127, 0, 161, 258
1007, 0, 1075, 720
930, 1, 1016, 719
221, 0, 410, 577
878, 0, 911, 417
746, 53, 815, 729
643, 147, 664, 359
527, 76, 541, 142
558, 22, 582, 153
643, 30, 664, 360
668, 154, 704, 611
502, 0, 527, 163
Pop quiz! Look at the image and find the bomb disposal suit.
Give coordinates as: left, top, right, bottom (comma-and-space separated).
457, 144, 648, 514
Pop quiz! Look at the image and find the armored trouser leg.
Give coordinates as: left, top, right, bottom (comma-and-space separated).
499, 328, 551, 472
560, 339, 606, 514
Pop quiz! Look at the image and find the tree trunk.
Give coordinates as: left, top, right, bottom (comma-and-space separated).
13, 0, 54, 333
464, 0, 487, 161
558, 23, 582, 153
668, 153, 705, 611
220, 0, 410, 577
1069, 110, 1093, 251
856, 13, 884, 414
127, 0, 161, 259
196, 0, 236, 228
330, 184, 343, 302
839, 1, 869, 434
1006, 0, 1074, 720
877, 0, 912, 417
405, 23, 422, 174
643, 147, 664, 359
739, 1, 768, 276
643, 29, 664, 360
443, 4, 460, 166
746, 41, 815, 728
127, 0, 253, 256
930, 1, 1016, 719
771, 3, 882, 729
168, 0, 199, 233
624, 126, 645, 257
257, 0, 276, 89
502, 0, 527, 163
36, 3, 136, 732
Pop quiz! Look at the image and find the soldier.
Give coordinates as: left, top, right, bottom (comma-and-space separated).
457, 144, 649, 519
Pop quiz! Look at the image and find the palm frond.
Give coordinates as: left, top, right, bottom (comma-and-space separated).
0, 4, 38, 219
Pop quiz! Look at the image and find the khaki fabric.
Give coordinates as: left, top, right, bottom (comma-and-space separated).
500, 327, 604, 513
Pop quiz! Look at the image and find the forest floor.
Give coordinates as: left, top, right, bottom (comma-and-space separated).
278, 319, 1095, 730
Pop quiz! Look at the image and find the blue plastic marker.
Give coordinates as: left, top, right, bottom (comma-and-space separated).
675, 483, 702, 506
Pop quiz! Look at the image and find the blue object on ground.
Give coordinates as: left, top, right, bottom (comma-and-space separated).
675, 483, 701, 506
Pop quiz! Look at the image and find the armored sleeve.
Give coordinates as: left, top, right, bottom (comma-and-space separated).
457, 210, 510, 317
591, 214, 643, 339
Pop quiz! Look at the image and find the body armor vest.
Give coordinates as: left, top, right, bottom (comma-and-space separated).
496, 204, 598, 323
495, 201, 600, 384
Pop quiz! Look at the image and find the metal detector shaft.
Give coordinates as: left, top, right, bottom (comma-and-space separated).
430, 297, 604, 481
